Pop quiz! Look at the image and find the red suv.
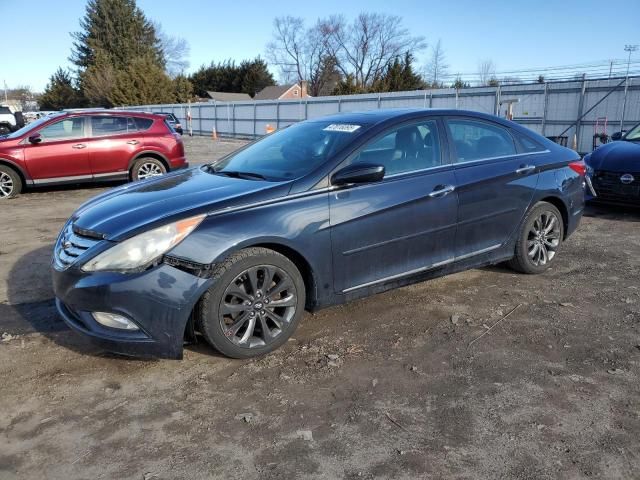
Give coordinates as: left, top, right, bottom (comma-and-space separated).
0, 110, 188, 199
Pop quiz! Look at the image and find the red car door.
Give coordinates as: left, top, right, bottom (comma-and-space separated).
23, 116, 91, 181
88, 115, 144, 177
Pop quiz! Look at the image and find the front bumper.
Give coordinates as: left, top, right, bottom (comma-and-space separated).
52, 262, 211, 359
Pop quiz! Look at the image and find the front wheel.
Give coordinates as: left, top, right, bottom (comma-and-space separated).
0, 165, 22, 199
508, 201, 564, 274
196, 247, 306, 358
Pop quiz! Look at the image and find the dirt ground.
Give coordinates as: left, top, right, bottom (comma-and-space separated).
1, 136, 639, 480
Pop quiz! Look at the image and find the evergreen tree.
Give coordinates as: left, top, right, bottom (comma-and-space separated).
109, 55, 176, 106
238, 58, 275, 97
39, 68, 84, 110
371, 52, 425, 93
189, 58, 275, 98
173, 74, 194, 103
71, 0, 163, 71
332, 74, 363, 95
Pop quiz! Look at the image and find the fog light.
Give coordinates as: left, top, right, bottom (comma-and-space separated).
92, 312, 139, 330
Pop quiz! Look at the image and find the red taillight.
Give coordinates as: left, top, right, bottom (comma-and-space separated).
568, 160, 586, 176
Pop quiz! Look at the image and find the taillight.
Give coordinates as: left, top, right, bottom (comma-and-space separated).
568, 160, 586, 176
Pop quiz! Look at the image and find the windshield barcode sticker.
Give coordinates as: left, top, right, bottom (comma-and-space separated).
323, 124, 361, 133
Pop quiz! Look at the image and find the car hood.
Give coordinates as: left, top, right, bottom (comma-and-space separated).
72, 167, 291, 240
587, 141, 640, 172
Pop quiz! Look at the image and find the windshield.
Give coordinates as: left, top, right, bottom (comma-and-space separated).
4, 113, 63, 139
625, 123, 640, 141
212, 120, 368, 181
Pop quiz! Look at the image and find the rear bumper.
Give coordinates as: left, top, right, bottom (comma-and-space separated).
52, 262, 211, 359
169, 157, 189, 171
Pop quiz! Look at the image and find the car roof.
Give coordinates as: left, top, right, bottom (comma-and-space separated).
308, 108, 515, 128
57, 110, 163, 119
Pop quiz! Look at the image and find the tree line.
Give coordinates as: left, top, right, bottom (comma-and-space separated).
39, 0, 509, 110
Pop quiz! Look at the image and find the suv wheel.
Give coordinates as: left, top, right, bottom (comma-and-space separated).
508, 201, 564, 274
131, 157, 166, 181
0, 165, 22, 199
195, 247, 306, 359
0, 125, 11, 135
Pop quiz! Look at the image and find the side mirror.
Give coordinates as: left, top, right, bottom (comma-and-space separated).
611, 131, 624, 141
332, 163, 385, 186
28, 134, 42, 144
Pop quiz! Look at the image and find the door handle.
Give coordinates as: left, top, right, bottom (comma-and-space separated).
126, 140, 140, 145
429, 184, 455, 198
72, 144, 86, 149
515, 165, 535, 174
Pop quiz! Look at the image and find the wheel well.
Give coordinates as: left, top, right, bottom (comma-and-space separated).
253, 243, 318, 310
131, 153, 169, 172
539, 196, 569, 239
0, 160, 25, 191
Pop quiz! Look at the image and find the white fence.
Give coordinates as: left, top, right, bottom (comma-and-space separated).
124, 76, 640, 153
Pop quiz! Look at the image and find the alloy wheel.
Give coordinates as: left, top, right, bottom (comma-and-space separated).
219, 264, 298, 348
0, 172, 13, 198
137, 162, 164, 180
527, 211, 561, 266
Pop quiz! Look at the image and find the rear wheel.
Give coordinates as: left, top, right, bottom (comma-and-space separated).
196, 247, 306, 359
0, 165, 22, 199
508, 201, 564, 274
130, 157, 166, 181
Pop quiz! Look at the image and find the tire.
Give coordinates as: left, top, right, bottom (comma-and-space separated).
196, 247, 306, 359
130, 157, 167, 181
0, 165, 22, 199
508, 201, 564, 274
0, 124, 11, 135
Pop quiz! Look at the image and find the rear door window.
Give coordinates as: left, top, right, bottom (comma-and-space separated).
91, 116, 138, 137
38, 117, 85, 141
447, 119, 516, 162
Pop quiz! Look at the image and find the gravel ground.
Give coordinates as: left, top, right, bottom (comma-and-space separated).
1, 136, 639, 480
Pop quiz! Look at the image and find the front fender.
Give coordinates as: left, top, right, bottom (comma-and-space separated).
167, 190, 333, 301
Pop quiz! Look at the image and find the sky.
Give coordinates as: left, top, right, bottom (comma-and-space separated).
1, 0, 639, 92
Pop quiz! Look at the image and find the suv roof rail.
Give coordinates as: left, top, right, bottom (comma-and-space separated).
61, 107, 108, 112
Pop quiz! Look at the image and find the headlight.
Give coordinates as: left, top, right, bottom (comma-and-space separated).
82, 214, 205, 272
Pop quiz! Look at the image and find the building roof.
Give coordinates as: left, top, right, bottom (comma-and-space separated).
206, 91, 252, 102
254, 84, 298, 100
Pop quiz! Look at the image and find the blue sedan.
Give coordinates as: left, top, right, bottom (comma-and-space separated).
584, 122, 640, 205
51, 109, 585, 359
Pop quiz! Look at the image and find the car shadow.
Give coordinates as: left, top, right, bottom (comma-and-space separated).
2, 245, 151, 359
583, 202, 640, 222
23, 180, 126, 195
3, 244, 223, 360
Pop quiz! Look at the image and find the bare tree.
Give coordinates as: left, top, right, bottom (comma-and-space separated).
425, 39, 448, 87
266, 16, 336, 96
477, 59, 496, 86
320, 13, 426, 90
153, 21, 191, 77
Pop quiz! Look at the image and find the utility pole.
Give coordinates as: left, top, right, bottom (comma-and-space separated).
620, 44, 638, 130
3, 81, 7, 103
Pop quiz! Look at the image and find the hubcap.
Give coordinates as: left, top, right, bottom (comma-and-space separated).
0, 172, 13, 198
527, 211, 560, 266
137, 162, 164, 180
219, 265, 297, 348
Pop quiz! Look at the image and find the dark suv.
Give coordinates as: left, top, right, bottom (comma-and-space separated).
0, 110, 187, 199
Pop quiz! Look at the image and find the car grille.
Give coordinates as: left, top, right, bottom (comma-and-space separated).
591, 170, 640, 201
54, 224, 101, 269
